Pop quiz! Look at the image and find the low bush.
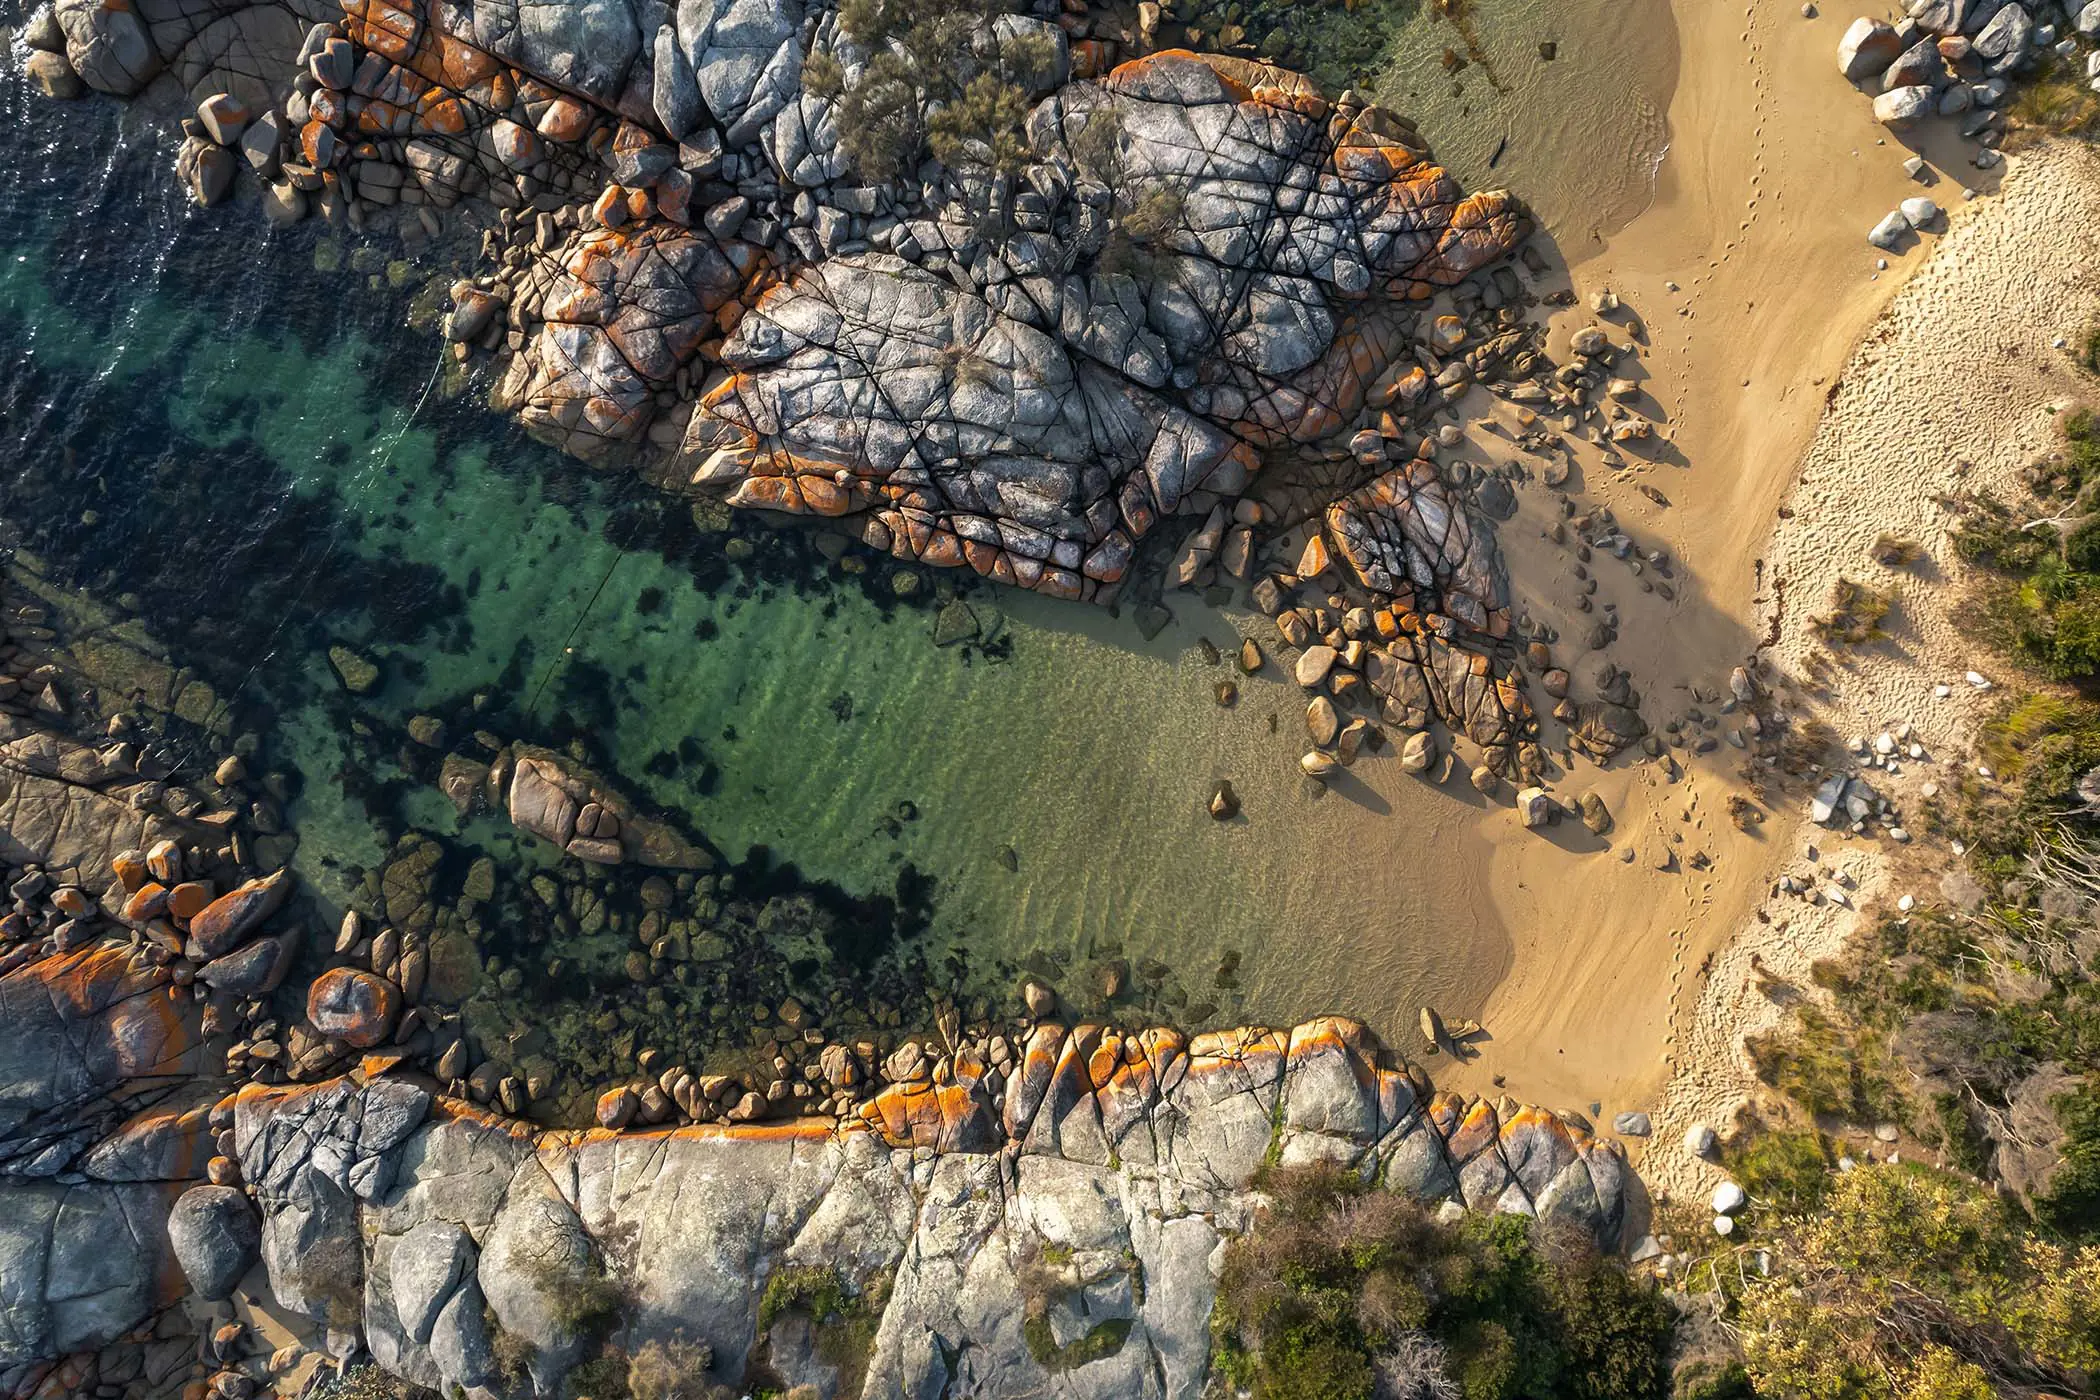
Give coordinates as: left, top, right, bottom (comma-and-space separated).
1809, 577, 1892, 645
1736, 1163, 2100, 1398
1211, 1162, 1672, 1400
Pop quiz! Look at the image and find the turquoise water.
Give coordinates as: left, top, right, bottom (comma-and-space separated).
0, 63, 1521, 1062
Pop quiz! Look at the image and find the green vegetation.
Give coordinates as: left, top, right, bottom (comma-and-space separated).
309, 1368, 439, 1400
1744, 1004, 1900, 1125
622, 1335, 718, 1400
1809, 576, 1894, 645
1209, 1162, 1672, 1400
756, 1264, 882, 1395
1953, 411, 2100, 680
1702, 410, 2100, 1392
2008, 51, 2100, 144
1734, 1164, 2100, 1399
803, 0, 1057, 186
1719, 1125, 1832, 1213
1870, 532, 1924, 567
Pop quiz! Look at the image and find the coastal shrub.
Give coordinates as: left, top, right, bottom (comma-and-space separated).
309, 1368, 438, 1400
624, 1334, 718, 1400
2035, 1079, 2100, 1237
816, 0, 1058, 190
1744, 1005, 1898, 1124
2007, 52, 2100, 143
1808, 577, 1892, 644
1869, 533, 1923, 567
759, 1264, 852, 1331
756, 1263, 883, 1392
1736, 1162, 2100, 1399
1210, 1162, 1671, 1400
1720, 1124, 1831, 1212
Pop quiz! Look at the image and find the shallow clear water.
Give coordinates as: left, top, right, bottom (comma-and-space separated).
0, 34, 1643, 1043
1371, 0, 1678, 250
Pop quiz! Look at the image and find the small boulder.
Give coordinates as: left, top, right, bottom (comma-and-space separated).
188, 869, 295, 959
1871, 84, 1937, 128
1021, 979, 1057, 1018
24, 49, 82, 99
167, 1185, 260, 1301
328, 645, 379, 694
307, 967, 402, 1048
1867, 211, 1911, 250
196, 93, 251, 145
595, 1086, 638, 1130
1515, 787, 1555, 828
1838, 17, 1904, 79
1899, 195, 1942, 227
1208, 780, 1240, 820
1294, 644, 1339, 688
1306, 696, 1341, 747
1612, 1111, 1652, 1136
1684, 1122, 1717, 1158
1712, 1181, 1748, 1214
1399, 730, 1436, 774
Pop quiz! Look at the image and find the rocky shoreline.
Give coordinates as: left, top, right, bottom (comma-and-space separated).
0, 699, 1643, 1399
13, 0, 1699, 803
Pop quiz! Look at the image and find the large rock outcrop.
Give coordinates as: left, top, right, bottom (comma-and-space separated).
214, 1017, 1631, 1400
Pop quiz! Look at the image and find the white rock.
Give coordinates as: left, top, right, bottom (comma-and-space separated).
1934, 683, 1951, 697
1712, 1181, 1748, 1214
1966, 670, 1992, 689
1712, 1214, 1736, 1237
1890, 827, 1911, 842
1875, 732, 1896, 755
1900, 196, 1942, 228
1872, 84, 1937, 128
1685, 1123, 1717, 1158
1868, 210, 1912, 249
1897, 893, 1915, 911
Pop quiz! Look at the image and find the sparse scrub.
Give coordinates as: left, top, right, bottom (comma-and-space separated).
2007, 53, 2100, 145
1809, 577, 1893, 644
810, 0, 1058, 190
757, 1263, 883, 1394
1209, 1161, 1672, 1400
309, 1368, 439, 1400
1870, 532, 1924, 567
1735, 1163, 2100, 1398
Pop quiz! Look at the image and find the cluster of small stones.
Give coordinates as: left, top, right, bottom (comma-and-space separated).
1846, 0, 2099, 225
1189, 280, 1691, 794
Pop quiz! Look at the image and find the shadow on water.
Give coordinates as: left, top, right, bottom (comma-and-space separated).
0, 23, 1764, 1074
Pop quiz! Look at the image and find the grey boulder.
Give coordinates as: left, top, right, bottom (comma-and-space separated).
389, 1220, 476, 1345
167, 1185, 260, 1302
1838, 17, 1904, 79
1872, 84, 1937, 127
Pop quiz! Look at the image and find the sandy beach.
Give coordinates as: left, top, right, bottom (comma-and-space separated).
1411, 0, 2083, 1129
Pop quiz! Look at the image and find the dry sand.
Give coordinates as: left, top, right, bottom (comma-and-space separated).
1398, 0, 2100, 1153
1423, 0, 1934, 1113
1637, 138, 2100, 1199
